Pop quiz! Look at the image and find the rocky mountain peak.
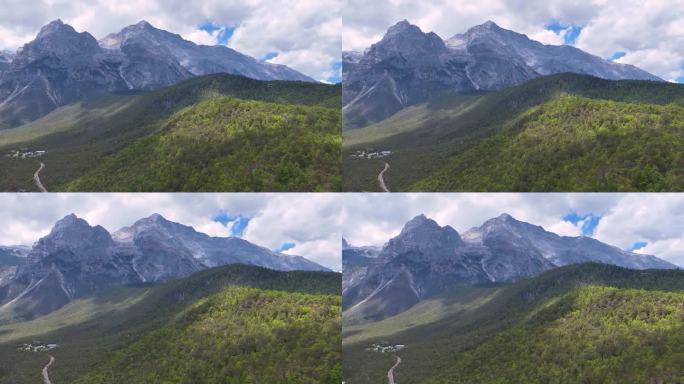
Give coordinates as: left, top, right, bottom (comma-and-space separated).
114, 213, 191, 242
100, 20, 178, 49
135, 20, 153, 28
49, 214, 109, 239
479, 20, 502, 31
385, 214, 463, 256
401, 214, 438, 232
27, 19, 100, 56
35, 19, 81, 40
373, 19, 446, 55
342, 238, 351, 249
52, 213, 92, 232
385, 19, 417, 36
37, 19, 68, 34
26, 214, 113, 263
493, 212, 515, 222
144, 213, 169, 223
474, 213, 541, 240
123, 20, 168, 36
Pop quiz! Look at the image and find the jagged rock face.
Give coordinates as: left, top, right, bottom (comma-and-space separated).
0, 245, 29, 260
343, 20, 662, 128
0, 213, 327, 321
463, 214, 676, 270
0, 19, 314, 129
0, 50, 15, 73
101, 21, 312, 87
0, 20, 128, 127
114, 213, 328, 274
341, 238, 380, 294
343, 213, 676, 322
1, 214, 140, 319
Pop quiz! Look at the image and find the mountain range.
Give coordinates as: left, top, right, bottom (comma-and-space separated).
343, 213, 676, 322
0, 19, 313, 129
343, 20, 661, 129
0, 213, 327, 321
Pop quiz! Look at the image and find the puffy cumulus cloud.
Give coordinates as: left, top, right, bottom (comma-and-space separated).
228, 0, 341, 82
638, 239, 684, 267
343, 0, 683, 81
0, 193, 342, 271
575, 0, 684, 82
593, 194, 684, 264
242, 194, 342, 271
0, 0, 339, 81
528, 29, 566, 46
342, 193, 684, 267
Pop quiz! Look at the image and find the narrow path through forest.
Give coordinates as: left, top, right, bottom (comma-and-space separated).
387, 355, 401, 384
42, 354, 54, 384
378, 162, 390, 192
34, 161, 47, 192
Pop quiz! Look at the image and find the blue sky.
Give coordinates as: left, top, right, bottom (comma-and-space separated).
196, 20, 340, 84
561, 212, 601, 237
627, 241, 648, 252
211, 211, 301, 254
212, 211, 250, 237
198, 22, 235, 45
274, 242, 296, 253
544, 21, 582, 45
608, 51, 626, 61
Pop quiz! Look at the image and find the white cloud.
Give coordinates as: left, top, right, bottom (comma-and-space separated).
228, 0, 341, 82
182, 29, 222, 46
0, 193, 342, 271
0, 0, 340, 81
343, 0, 684, 81
637, 238, 684, 267
529, 28, 567, 45
342, 193, 684, 267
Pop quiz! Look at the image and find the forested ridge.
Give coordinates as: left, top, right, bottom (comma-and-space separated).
413, 95, 684, 191
66, 96, 341, 191
425, 286, 684, 383
0, 265, 342, 384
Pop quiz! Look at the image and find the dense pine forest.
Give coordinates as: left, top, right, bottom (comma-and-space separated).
342, 263, 684, 383
0, 265, 342, 384
0, 74, 341, 192
413, 96, 684, 191
343, 73, 684, 192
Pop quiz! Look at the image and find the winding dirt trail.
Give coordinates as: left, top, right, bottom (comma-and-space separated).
378, 162, 390, 192
34, 161, 47, 192
42, 354, 54, 384
387, 356, 401, 384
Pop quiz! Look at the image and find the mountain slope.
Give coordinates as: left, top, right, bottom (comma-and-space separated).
342, 263, 684, 384
0, 20, 313, 129
343, 20, 661, 129
425, 285, 684, 384
65, 95, 341, 191
0, 264, 341, 384
100, 21, 312, 85
342, 239, 380, 294
343, 213, 676, 323
343, 73, 684, 192
413, 95, 684, 191
0, 74, 341, 192
114, 213, 327, 272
